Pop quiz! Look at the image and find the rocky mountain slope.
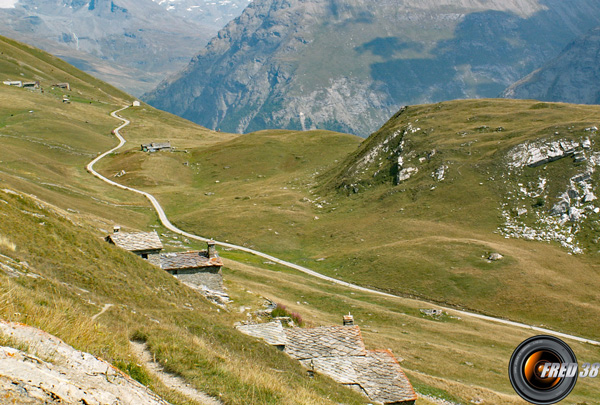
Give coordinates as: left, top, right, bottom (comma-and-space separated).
0, 0, 214, 95
152, 0, 252, 31
503, 27, 600, 104
323, 100, 600, 255
145, 0, 600, 136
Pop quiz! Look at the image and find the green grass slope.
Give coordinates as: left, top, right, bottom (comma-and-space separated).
0, 33, 232, 233
102, 99, 600, 342
0, 189, 367, 404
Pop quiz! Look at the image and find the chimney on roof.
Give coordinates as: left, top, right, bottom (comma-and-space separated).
343, 313, 354, 326
207, 240, 216, 258
113, 225, 121, 233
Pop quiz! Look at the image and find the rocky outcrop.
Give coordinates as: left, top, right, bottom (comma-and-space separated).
503, 27, 600, 104
0, 320, 169, 404
145, 0, 600, 136
507, 139, 583, 169
501, 132, 599, 254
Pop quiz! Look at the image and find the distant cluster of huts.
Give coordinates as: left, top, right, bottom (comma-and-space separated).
3, 80, 71, 91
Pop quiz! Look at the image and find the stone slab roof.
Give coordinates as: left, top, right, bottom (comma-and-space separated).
235, 322, 287, 346
142, 142, 171, 150
283, 326, 366, 360
236, 322, 416, 404
299, 350, 416, 404
356, 350, 417, 404
159, 251, 223, 270
299, 356, 358, 384
106, 231, 163, 252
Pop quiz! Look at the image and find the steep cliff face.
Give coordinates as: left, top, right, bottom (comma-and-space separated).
0, 0, 213, 95
145, 0, 600, 136
503, 27, 600, 104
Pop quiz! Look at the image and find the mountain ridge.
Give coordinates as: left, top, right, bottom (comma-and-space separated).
503, 26, 600, 104
145, 0, 600, 136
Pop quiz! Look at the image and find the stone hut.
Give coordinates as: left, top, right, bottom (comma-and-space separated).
141, 142, 172, 152
22, 81, 40, 89
105, 226, 163, 260
132, 100, 141, 107
237, 316, 417, 404
3, 80, 22, 87
52, 83, 70, 91
158, 241, 224, 293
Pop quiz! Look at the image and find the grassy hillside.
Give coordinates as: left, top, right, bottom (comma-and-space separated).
0, 189, 369, 404
99, 99, 600, 342
4, 34, 600, 404
0, 33, 233, 233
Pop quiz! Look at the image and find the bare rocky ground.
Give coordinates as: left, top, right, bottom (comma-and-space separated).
0, 320, 169, 405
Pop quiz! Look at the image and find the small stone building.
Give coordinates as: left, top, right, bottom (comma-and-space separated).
105, 227, 163, 260
52, 83, 71, 91
237, 318, 417, 404
141, 142, 172, 152
22, 81, 40, 89
158, 241, 224, 293
3, 80, 22, 87
105, 227, 227, 303
132, 100, 141, 107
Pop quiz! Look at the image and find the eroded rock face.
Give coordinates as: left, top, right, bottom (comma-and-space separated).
507, 139, 581, 169
0, 320, 170, 405
501, 134, 599, 254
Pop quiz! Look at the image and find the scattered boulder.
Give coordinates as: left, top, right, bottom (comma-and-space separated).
550, 193, 571, 215
567, 188, 579, 199
569, 207, 583, 222
420, 308, 444, 317
396, 167, 418, 183
488, 253, 504, 261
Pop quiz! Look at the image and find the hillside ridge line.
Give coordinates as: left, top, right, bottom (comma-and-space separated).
86, 106, 600, 347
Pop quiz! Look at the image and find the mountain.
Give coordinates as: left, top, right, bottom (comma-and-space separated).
0, 0, 214, 95
152, 0, 252, 31
502, 27, 600, 104
144, 0, 600, 136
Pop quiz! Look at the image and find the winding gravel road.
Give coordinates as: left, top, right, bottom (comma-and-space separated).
87, 106, 600, 347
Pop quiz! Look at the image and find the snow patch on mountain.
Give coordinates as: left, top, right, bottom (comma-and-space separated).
0, 0, 17, 8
